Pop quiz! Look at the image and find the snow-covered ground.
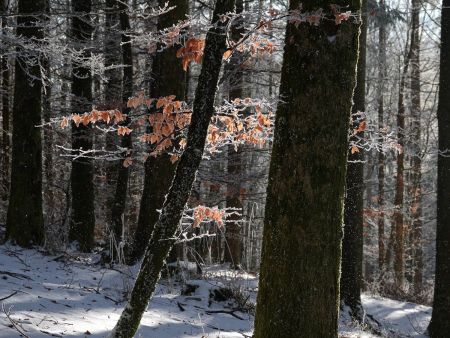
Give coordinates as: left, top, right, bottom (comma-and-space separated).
0, 245, 431, 337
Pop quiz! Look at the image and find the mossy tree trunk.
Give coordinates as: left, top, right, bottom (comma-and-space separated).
253, 1, 361, 337
6, 0, 46, 247
108, 0, 234, 336
128, 0, 188, 264
428, 1, 450, 336
340, 0, 366, 320
69, 0, 96, 252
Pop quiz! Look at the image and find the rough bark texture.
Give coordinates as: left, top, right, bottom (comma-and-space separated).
6, 0, 46, 246
129, 0, 188, 264
340, 0, 366, 320
104, 0, 122, 230
377, 0, 387, 272
409, 0, 423, 295
428, 1, 450, 336
253, 0, 361, 336
69, 0, 96, 252
1, 0, 10, 202
110, 0, 133, 249
108, 0, 234, 336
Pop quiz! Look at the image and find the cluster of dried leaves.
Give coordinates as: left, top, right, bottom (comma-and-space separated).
193, 206, 226, 227
289, 4, 353, 27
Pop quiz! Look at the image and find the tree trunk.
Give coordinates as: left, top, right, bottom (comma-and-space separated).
128, 0, 188, 264
104, 0, 122, 233
428, 1, 450, 336
109, 0, 134, 257
409, 0, 423, 296
377, 0, 387, 272
108, 0, 234, 336
1, 0, 10, 202
223, 0, 244, 269
6, 0, 46, 246
253, 1, 361, 336
393, 34, 413, 292
69, 0, 96, 252
340, 0, 367, 320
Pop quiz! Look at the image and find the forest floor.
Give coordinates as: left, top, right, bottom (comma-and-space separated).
0, 244, 431, 338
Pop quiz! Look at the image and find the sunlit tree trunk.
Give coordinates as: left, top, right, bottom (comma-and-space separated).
253, 0, 361, 336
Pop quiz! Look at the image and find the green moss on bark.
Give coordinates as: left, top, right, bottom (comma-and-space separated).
253, 1, 361, 337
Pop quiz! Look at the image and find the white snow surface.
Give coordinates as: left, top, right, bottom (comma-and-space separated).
0, 245, 431, 338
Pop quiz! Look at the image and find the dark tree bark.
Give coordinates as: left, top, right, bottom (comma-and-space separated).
377, 0, 387, 272
110, 0, 133, 253
6, 0, 46, 246
108, 0, 235, 336
409, 0, 423, 295
428, 1, 450, 336
340, 0, 367, 320
128, 0, 188, 264
253, 0, 361, 336
69, 0, 96, 252
223, 0, 244, 269
104, 0, 122, 231
1, 0, 10, 202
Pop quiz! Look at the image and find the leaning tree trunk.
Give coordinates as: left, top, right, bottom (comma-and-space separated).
409, 0, 423, 295
1, 0, 10, 202
109, 0, 134, 255
6, 0, 46, 246
128, 0, 188, 264
253, 1, 361, 336
428, 1, 450, 336
340, 0, 367, 321
69, 0, 96, 252
108, 0, 235, 336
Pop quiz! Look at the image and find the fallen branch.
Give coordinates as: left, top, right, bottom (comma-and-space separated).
0, 291, 18, 301
2, 303, 30, 338
205, 309, 245, 320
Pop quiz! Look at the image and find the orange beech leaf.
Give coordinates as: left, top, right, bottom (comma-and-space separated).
170, 154, 179, 164
351, 145, 359, 154
179, 138, 187, 149
72, 114, 82, 127
60, 117, 69, 129
223, 49, 233, 60
117, 126, 133, 136
123, 157, 133, 168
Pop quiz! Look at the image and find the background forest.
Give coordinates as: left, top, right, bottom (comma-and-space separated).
0, 0, 448, 337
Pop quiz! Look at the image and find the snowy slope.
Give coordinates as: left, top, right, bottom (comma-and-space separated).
0, 245, 431, 338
